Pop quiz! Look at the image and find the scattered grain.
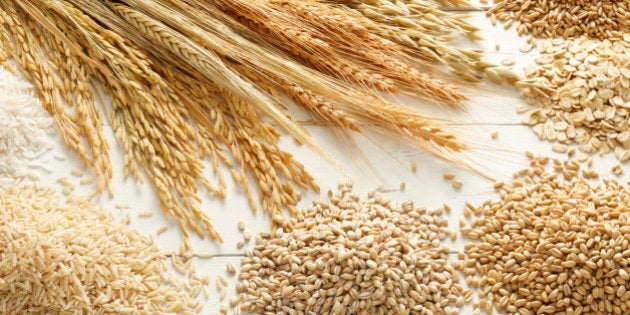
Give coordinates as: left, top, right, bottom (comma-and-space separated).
226, 263, 236, 276
229, 296, 239, 308
137, 210, 153, 218
115, 203, 131, 210
613, 164, 624, 176
500, 57, 515, 66
443, 202, 451, 213
236, 240, 245, 250
70, 168, 83, 177
79, 177, 95, 185
217, 274, 228, 287
26, 172, 39, 181
157, 225, 168, 235
443, 172, 456, 180
243, 231, 251, 243
519, 43, 533, 53
452, 180, 463, 189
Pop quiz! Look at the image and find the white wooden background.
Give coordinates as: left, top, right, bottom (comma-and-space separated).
9, 3, 628, 314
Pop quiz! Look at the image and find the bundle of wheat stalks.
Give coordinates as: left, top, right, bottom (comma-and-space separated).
0, 0, 505, 241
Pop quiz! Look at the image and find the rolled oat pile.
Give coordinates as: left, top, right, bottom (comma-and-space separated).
0, 183, 204, 314
462, 157, 630, 314
521, 35, 630, 161
237, 182, 470, 315
487, 0, 630, 38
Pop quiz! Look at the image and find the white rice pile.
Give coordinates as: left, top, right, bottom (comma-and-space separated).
0, 183, 203, 314
0, 67, 55, 177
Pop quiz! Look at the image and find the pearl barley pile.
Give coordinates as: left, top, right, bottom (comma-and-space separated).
237, 182, 471, 315
462, 158, 630, 314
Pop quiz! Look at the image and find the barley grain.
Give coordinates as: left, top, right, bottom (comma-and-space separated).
237, 182, 469, 314
79, 177, 94, 185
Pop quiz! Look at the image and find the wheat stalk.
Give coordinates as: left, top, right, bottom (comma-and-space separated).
320, 0, 535, 87
2, 0, 493, 242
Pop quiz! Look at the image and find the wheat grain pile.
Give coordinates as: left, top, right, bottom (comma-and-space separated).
487, 0, 630, 39
520, 35, 630, 162
0, 183, 204, 314
237, 182, 471, 315
462, 157, 630, 314
0, 67, 54, 178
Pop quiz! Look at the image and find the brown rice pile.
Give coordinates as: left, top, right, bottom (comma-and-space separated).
487, 0, 630, 39
521, 35, 630, 162
0, 183, 203, 314
462, 157, 630, 314
237, 182, 471, 315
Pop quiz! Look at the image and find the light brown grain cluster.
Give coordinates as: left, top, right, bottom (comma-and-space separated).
488, 0, 630, 39
521, 35, 630, 162
237, 182, 471, 315
462, 157, 630, 315
0, 183, 205, 314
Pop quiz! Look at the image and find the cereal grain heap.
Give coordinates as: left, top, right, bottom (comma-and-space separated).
462, 158, 630, 315
488, 0, 630, 39
0, 184, 203, 314
237, 182, 470, 315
